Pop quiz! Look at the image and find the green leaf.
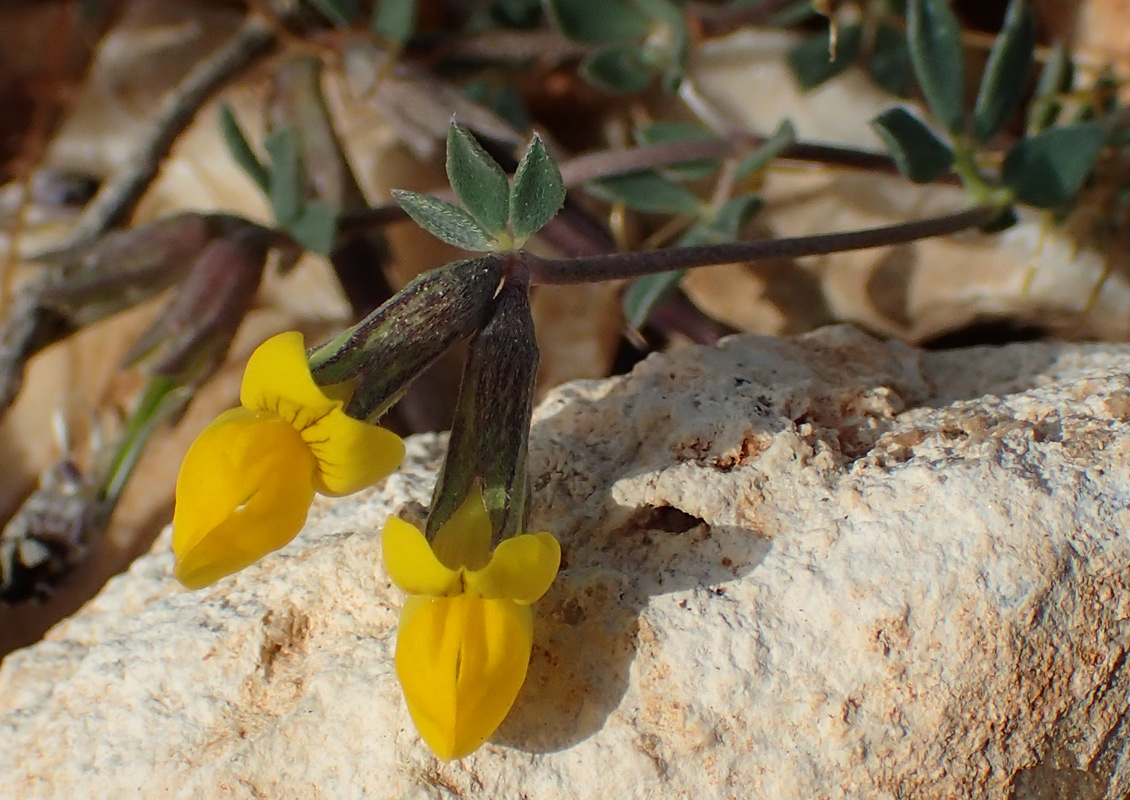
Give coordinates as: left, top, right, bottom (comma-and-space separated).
218, 103, 269, 194
708, 193, 763, 238
907, 0, 966, 134
867, 21, 911, 97
871, 107, 955, 183
305, 0, 360, 26
371, 0, 417, 43
735, 119, 796, 179
1002, 122, 1105, 208
446, 123, 510, 236
545, 0, 651, 44
586, 171, 702, 214
635, 121, 718, 179
973, 0, 1035, 142
622, 269, 686, 331
1027, 42, 1072, 134
393, 190, 496, 251
288, 201, 338, 255
265, 127, 302, 224
581, 44, 656, 93
787, 23, 863, 91
510, 134, 565, 242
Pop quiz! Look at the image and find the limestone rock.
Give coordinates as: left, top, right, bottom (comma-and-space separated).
2, 326, 1130, 799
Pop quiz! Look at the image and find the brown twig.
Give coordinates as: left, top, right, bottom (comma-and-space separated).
53, 15, 276, 250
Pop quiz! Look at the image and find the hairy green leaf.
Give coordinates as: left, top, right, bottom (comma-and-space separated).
973, 0, 1035, 142
545, 0, 650, 44
510, 135, 565, 242
907, 0, 965, 134
787, 23, 863, 91
1002, 122, 1105, 208
371, 0, 417, 43
218, 104, 269, 194
735, 119, 796, 179
581, 44, 656, 93
587, 171, 702, 215
446, 123, 510, 236
871, 107, 955, 183
393, 190, 496, 251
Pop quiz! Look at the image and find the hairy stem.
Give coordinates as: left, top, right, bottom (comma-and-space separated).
525, 205, 996, 284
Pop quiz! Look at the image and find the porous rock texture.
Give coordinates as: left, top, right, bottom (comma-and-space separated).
2, 326, 1130, 799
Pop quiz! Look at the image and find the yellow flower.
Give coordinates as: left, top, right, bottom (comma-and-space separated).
173, 331, 404, 589
382, 490, 560, 760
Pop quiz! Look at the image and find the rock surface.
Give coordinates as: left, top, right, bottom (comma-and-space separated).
3, 326, 1130, 799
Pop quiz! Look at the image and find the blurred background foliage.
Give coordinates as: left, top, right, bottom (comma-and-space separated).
0, 0, 1127, 653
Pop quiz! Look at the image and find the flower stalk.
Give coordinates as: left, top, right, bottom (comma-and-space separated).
521, 204, 997, 284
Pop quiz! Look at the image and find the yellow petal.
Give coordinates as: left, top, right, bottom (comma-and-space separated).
431, 488, 493, 571
240, 331, 337, 425
173, 407, 316, 589
396, 594, 533, 760
302, 407, 404, 496
466, 532, 561, 604
382, 516, 461, 596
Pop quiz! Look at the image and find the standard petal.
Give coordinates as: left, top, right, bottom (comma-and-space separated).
430, 488, 493, 571
173, 407, 316, 589
396, 594, 533, 760
382, 517, 461, 596
466, 531, 561, 604
240, 331, 337, 425
302, 407, 404, 496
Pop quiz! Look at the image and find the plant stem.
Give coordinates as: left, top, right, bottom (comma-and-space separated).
101, 377, 190, 505
524, 205, 996, 284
